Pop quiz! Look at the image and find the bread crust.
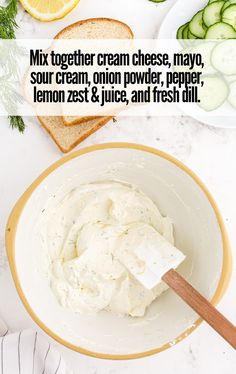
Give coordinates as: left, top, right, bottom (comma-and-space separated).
54, 17, 134, 39
38, 116, 112, 153
63, 116, 100, 126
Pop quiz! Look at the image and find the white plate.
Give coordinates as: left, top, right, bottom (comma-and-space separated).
158, 0, 236, 128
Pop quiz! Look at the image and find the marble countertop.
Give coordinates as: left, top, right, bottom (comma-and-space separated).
0, 0, 236, 372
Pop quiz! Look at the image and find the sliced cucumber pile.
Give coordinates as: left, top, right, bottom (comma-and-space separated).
175, 0, 236, 111
176, 0, 236, 40
176, 40, 236, 110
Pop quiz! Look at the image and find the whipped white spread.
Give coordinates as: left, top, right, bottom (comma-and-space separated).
46, 181, 182, 317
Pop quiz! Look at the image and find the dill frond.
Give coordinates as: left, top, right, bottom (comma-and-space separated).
0, 0, 26, 132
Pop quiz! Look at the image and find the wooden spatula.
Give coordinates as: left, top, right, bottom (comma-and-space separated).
118, 227, 236, 349
163, 269, 236, 349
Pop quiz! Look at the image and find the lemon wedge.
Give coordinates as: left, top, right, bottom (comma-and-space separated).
19, 0, 80, 22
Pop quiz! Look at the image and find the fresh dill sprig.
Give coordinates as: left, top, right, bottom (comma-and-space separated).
9, 115, 25, 132
0, 0, 17, 39
0, 0, 26, 133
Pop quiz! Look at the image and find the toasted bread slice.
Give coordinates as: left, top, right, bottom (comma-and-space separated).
54, 18, 133, 126
38, 116, 112, 153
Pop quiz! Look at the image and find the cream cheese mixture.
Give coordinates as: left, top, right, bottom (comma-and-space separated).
46, 181, 182, 317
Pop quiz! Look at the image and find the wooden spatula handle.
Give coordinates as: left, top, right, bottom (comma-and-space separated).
162, 269, 236, 349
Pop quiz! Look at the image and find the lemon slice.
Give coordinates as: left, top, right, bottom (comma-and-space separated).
19, 0, 80, 22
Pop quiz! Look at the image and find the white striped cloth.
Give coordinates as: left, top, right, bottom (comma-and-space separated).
0, 319, 73, 374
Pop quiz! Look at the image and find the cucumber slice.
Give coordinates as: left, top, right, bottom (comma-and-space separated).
198, 76, 228, 111
205, 22, 236, 38
222, 5, 236, 29
192, 42, 217, 74
211, 40, 236, 74
182, 24, 190, 39
208, 0, 219, 3
189, 10, 206, 38
228, 80, 236, 107
177, 23, 188, 39
222, 0, 236, 13
149, 0, 166, 2
203, 1, 225, 27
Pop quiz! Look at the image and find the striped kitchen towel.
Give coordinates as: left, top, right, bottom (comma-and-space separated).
0, 319, 73, 374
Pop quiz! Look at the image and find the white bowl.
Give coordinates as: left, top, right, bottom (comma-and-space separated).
6, 143, 231, 359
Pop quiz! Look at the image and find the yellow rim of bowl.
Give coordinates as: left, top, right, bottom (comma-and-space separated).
5, 142, 232, 360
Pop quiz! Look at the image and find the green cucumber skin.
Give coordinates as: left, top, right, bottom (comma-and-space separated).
176, 0, 236, 40
182, 24, 190, 39
148, 0, 166, 2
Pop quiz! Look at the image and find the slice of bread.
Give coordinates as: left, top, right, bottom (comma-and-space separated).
37, 19, 132, 152
38, 116, 112, 153
54, 18, 133, 126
